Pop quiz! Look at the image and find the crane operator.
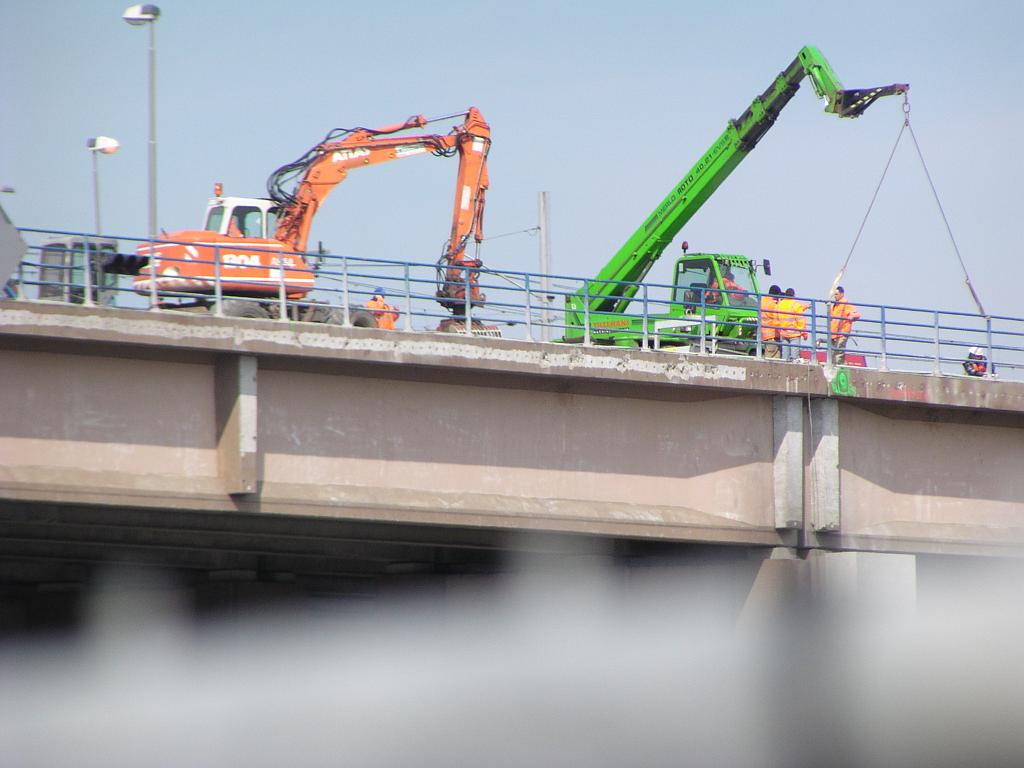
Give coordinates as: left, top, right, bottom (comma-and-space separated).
708, 267, 745, 305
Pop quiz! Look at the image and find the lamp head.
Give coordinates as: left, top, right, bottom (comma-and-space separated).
122, 4, 160, 24
87, 136, 121, 155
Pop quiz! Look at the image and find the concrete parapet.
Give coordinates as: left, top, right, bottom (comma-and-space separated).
2, 302, 1023, 413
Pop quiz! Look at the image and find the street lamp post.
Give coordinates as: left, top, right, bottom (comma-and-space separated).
122, 4, 160, 241
87, 136, 120, 234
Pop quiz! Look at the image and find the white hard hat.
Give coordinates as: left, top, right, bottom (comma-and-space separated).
968, 346, 982, 355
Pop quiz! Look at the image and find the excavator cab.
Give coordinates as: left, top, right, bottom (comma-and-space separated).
204, 196, 279, 239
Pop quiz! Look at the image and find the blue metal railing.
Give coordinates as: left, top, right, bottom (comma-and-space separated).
7, 227, 1021, 381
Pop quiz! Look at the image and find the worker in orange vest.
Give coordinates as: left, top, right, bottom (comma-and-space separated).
777, 288, 809, 360
791, 290, 810, 355
759, 284, 783, 358
828, 285, 861, 365
366, 287, 399, 330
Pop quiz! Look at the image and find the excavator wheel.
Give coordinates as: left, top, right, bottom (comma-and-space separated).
301, 305, 343, 324
307, 307, 376, 327
221, 299, 270, 319
348, 309, 376, 328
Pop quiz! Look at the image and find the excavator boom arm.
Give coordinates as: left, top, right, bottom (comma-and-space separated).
446, 111, 491, 258
271, 132, 457, 253
436, 108, 491, 310
268, 109, 491, 260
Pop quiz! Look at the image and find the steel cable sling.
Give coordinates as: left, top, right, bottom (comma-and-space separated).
830, 93, 988, 318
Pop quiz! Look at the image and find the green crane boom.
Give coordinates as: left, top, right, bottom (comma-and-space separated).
567, 46, 907, 325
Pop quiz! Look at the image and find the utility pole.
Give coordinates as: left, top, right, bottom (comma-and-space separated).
538, 191, 551, 341
123, 4, 161, 240
147, 18, 157, 240
88, 136, 120, 234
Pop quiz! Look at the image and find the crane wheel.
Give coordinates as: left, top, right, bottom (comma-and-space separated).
221, 299, 270, 319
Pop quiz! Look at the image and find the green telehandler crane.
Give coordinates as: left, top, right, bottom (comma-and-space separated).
563, 46, 907, 351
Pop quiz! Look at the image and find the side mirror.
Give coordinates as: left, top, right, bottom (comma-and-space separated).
763, 258, 772, 276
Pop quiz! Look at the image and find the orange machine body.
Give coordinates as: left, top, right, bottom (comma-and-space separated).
133, 195, 313, 297
133, 233, 312, 298
134, 109, 491, 309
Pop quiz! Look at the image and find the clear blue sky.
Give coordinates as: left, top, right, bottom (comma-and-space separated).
3, 0, 1021, 316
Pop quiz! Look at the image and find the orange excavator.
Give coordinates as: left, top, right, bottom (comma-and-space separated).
133, 108, 491, 322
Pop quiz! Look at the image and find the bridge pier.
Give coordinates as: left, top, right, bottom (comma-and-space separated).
742, 547, 917, 623
806, 549, 917, 615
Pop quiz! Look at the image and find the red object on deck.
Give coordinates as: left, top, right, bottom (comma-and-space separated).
799, 350, 866, 367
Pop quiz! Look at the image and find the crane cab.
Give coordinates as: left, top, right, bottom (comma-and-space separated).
203, 195, 279, 239
566, 251, 767, 351
672, 253, 761, 309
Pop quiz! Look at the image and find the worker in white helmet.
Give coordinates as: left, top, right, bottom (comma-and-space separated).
962, 346, 992, 377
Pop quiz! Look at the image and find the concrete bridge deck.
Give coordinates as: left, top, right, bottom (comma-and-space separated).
2, 301, 1022, 568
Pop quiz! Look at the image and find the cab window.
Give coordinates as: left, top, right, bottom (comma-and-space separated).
205, 206, 225, 233
717, 262, 756, 307
228, 206, 265, 238
673, 259, 715, 307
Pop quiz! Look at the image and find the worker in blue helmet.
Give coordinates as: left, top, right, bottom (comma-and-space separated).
366, 286, 399, 330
